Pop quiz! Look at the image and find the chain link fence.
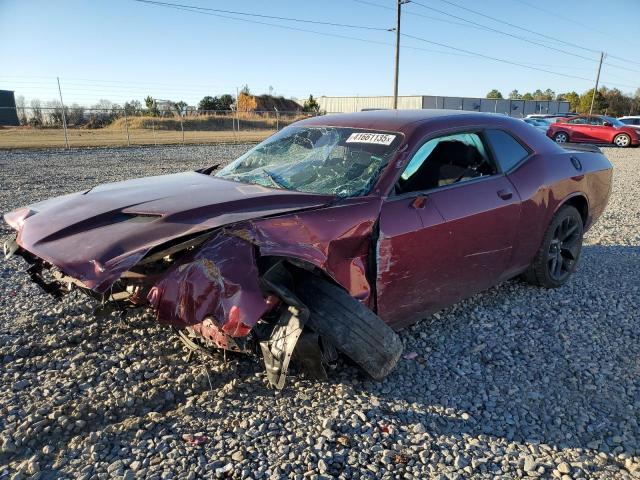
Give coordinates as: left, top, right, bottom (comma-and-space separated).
0, 106, 318, 149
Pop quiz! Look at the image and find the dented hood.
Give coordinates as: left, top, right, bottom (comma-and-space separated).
5, 171, 334, 292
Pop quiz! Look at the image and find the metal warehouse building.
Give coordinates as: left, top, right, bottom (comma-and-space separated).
318, 95, 570, 117
0, 90, 20, 126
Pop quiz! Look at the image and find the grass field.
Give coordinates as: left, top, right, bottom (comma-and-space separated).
0, 112, 311, 149
0, 126, 273, 149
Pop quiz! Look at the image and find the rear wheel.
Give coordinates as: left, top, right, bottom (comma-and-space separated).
553, 131, 569, 144
296, 275, 403, 380
613, 133, 631, 148
523, 205, 584, 288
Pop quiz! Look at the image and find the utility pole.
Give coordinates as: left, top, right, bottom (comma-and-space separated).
56, 77, 69, 149
393, 1, 409, 109
589, 52, 605, 115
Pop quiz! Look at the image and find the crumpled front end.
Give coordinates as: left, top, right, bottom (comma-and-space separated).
147, 232, 270, 352
4, 192, 385, 388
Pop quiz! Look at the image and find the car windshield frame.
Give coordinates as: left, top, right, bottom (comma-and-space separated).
216, 126, 404, 198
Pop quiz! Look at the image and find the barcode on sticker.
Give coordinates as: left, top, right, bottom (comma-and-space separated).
345, 132, 396, 145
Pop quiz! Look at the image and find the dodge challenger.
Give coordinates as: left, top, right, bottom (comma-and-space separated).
3, 110, 613, 388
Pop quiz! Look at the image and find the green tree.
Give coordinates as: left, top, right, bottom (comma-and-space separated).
602, 87, 631, 117
145, 95, 159, 116
485, 89, 503, 99
508, 89, 522, 99
532, 89, 546, 100
557, 91, 580, 112
218, 94, 234, 111
302, 94, 320, 113
522, 92, 534, 101
198, 96, 219, 112
579, 88, 607, 114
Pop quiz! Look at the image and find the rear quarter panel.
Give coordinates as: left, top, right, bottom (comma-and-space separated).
506, 150, 612, 274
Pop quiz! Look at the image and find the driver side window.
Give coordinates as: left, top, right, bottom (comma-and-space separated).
397, 132, 497, 194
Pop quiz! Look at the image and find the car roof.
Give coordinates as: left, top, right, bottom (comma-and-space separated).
619, 116, 640, 119
295, 109, 510, 133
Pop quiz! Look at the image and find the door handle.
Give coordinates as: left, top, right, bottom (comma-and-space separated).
411, 195, 427, 209
497, 189, 513, 200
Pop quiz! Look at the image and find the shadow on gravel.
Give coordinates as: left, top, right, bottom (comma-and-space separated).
365, 245, 639, 456
2, 245, 637, 476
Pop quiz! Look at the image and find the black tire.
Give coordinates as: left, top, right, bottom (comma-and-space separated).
523, 205, 584, 288
613, 133, 631, 148
296, 275, 403, 380
553, 131, 569, 144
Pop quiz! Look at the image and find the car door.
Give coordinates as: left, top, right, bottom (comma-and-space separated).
585, 116, 610, 142
564, 117, 589, 141
375, 131, 521, 330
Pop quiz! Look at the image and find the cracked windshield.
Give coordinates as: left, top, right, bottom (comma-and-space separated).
216, 126, 402, 197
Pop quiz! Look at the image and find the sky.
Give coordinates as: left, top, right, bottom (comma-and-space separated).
0, 0, 639, 107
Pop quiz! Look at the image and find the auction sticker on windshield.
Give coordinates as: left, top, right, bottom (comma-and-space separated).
346, 132, 396, 145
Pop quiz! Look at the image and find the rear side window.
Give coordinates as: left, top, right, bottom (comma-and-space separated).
484, 129, 529, 172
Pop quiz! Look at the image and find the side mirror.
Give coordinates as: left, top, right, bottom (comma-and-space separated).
603, 122, 612, 127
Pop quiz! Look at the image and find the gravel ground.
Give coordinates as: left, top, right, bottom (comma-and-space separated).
0, 144, 638, 480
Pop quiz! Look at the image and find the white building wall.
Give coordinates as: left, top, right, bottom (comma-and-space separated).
318, 96, 423, 113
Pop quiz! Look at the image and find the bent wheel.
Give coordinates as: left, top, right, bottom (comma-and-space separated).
523, 205, 584, 288
296, 275, 403, 380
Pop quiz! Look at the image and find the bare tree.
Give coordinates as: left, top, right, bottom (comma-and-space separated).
29, 99, 43, 127
15, 95, 27, 125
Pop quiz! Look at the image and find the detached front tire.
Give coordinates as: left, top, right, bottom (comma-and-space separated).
296, 275, 403, 380
523, 205, 584, 288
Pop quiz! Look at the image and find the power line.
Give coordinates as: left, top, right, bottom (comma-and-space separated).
130, 0, 485, 59
133, 0, 388, 31
13, 0, 634, 105
433, 0, 640, 66
400, 32, 637, 89
510, 0, 618, 39
132, 0, 606, 80
356, 0, 640, 75
433, 0, 599, 53
410, 0, 598, 63
352, 0, 507, 34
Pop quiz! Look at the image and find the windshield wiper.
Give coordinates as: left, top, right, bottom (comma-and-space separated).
263, 169, 289, 189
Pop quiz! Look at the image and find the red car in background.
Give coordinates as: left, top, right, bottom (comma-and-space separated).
547, 115, 639, 147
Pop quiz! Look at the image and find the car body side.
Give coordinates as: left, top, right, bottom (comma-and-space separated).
4, 111, 613, 349
136, 113, 613, 334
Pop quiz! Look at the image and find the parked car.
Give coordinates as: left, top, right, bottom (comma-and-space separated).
527, 113, 577, 119
547, 115, 640, 147
523, 118, 550, 133
618, 116, 640, 133
3, 110, 613, 387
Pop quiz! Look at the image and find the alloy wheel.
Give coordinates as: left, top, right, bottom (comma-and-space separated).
547, 216, 580, 282
614, 134, 630, 147
554, 133, 568, 143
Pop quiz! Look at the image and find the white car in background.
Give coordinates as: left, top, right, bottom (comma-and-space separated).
618, 116, 640, 134
523, 117, 551, 133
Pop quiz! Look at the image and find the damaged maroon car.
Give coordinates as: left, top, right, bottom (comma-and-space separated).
3, 110, 612, 388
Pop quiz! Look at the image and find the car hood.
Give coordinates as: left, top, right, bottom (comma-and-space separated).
4, 171, 334, 292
